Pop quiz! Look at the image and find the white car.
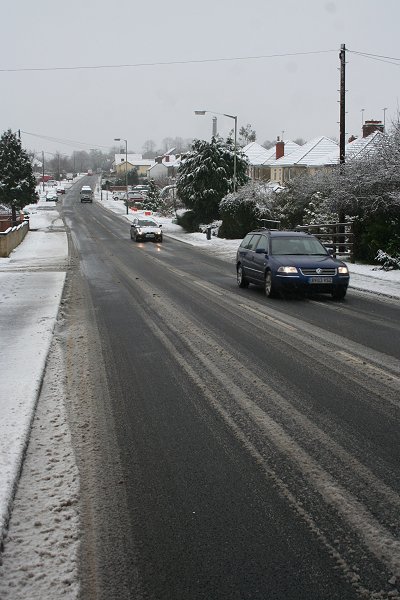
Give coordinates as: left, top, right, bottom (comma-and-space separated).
130, 217, 163, 242
46, 190, 58, 202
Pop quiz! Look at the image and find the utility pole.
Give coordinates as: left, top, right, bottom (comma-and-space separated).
42, 151, 45, 193
338, 44, 346, 247
339, 43, 346, 165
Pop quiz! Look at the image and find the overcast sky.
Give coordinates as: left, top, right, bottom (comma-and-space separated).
1, 0, 399, 157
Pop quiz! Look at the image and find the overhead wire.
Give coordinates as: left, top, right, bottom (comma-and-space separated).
20, 130, 111, 150
0, 49, 337, 73
347, 49, 400, 67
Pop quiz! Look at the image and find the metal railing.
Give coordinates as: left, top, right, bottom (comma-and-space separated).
295, 222, 354, 263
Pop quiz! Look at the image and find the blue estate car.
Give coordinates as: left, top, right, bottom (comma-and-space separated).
236, 229, 350, 299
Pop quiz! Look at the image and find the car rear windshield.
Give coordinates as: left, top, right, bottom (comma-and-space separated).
139, 220, 157, 227
271, 236, 327, 255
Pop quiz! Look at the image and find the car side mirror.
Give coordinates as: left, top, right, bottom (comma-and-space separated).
159, 224, 162, 227
326, 247, 335, 256
255, 248, 266, 254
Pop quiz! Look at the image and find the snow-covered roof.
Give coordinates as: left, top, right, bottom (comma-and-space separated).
322, 131, 383, 165
261, 140, 301, 165
269, 136, 338, 167
114, 153, 154, 167
242, 140, 302, 166
242, 142, 272, 165
148, 155, 181, 171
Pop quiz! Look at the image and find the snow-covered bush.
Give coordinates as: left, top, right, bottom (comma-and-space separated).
375, 249, 400, 270
218, 181, 278, 239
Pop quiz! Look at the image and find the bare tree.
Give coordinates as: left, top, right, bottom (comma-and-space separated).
238, 124, 256, 146
142, 140, 156, 157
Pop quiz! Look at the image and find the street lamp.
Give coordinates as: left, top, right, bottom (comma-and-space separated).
361, 108, 365, 129
114, 137, 128, 213
195, 110, 238, 192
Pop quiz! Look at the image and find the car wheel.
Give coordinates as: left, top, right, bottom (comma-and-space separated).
135, 234, 140, 242
264, 271, 276, 298
332, 287, 347, 300
237, 264, 249, 288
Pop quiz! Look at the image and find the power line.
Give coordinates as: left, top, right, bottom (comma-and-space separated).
348, 49, 400, 67
1, 49, 336, 73
21, 130, 111, 150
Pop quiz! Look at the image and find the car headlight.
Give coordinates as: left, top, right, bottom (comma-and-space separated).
156, 229, 161, 234
338, 266, 349, 274
137, 228, 142, 234
277, 266, 298, 274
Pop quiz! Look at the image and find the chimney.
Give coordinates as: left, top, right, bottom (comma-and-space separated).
348, 135, 357, 143
165, 155, 170, 162
275, 136, 285, 160
155, 156, 163, 164
362, 119, 384, 138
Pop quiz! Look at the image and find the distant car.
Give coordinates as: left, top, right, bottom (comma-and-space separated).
56, 186, 65, 194
80, 186, 93, 203
130, 217, 162, 242
46, 190, 58, 202
236, 229, 349, 299
127, 191, 144, 201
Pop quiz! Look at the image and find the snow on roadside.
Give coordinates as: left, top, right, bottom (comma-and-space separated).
0, 207, 69, 566
0, 339, 80, 599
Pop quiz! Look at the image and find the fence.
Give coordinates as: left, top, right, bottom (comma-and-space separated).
295, 222, 354, 263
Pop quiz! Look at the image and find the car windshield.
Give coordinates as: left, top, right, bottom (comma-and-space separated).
138, 220, 157, 227
271, 236, 327, 255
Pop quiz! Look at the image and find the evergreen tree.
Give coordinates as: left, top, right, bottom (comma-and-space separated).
145, 179, 161, 211
176, 136, 248, 223
0, 129, 37, 209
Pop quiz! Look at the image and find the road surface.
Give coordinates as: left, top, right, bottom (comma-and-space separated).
7, 180, 400, 599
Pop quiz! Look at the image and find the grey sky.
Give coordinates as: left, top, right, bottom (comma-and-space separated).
1, 0, 399, 156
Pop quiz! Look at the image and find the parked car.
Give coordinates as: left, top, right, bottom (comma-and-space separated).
127, 191, 144, 201
56, 186, 65, 194
130, 217, 162, 242
46, 190, 58, 202
236, 229, 350, 299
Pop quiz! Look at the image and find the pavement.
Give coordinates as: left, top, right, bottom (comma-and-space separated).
0, 189, 399, 561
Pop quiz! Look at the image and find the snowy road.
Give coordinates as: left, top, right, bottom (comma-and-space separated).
56, 190, 400, 599
1, 182, 399, 599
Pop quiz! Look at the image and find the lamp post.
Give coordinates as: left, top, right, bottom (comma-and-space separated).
114, 137, 128, 213
361, 108, 365, 130
195, 110, 238, 192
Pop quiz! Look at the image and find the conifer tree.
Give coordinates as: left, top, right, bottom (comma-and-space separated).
145, 179, 161, 211
0, 129, 37, 209
177, 136, 248, 222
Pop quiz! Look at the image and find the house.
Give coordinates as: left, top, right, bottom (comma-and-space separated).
243, 139, 301, 181
322, 130, 383, 166
269, 136, 339, 185
113, 153, 155, 177
147, 148, 181, 180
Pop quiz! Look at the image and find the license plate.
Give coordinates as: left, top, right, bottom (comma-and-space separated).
309, 277, 332, 284
146, 233, 155, 237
